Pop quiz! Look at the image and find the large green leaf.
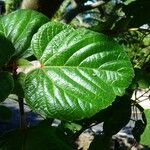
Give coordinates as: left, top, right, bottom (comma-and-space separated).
24, 22, 133, 120
140, 109, 150, 146
0, 72, 14, 102
0, 9, 49, 58
0, 34, 15, 67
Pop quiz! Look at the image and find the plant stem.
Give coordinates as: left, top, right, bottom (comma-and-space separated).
18, 97, 27, 131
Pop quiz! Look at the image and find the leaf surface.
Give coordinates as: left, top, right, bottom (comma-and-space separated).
0, 9, 49, 58
0, 72, 14, 102
24, 22, 134, 120
0, 34, 14, 67
0, 121, 72, 150
0, 105, 12, 120
140, 109, 150, 146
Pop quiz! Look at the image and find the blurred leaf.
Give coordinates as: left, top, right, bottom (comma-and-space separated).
103, 94, 131, 136
0, 105, 12, 120
89, 135, 111, 150
63, 122, 82, 133
115, 30, 150, 69
0, 121, 72, 150
132, 69, 150, 89
0, 34, 15, 67
140, 109, 150, 145
0, 9, 49, 58
124, 0, 136, 5
0, 72, 14, 102
13, 73, 26, 98
143, 34, 150, 46
123, 0, 150, 27
90, 94, 132, 150
133, 120, 146, 143
16, 59, 32, 67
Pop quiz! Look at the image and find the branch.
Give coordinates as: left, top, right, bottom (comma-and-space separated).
62, 0, 105, 23
19, 97, 27, 131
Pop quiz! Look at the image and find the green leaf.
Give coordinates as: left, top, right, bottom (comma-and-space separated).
0, 121, 72, 150
63, 122, 82, 133
0, 105, 12, 120
16, 59, 32, 67
132, 69, 150, 89
31, 21, 74, 60
13, 73, 26, 98
0, 34, 15, 67
0, 72, 14, 102
140, 109, 150, 146
24, 22, 134, 120
0, 9, 49, 58
124, 0, 136, 5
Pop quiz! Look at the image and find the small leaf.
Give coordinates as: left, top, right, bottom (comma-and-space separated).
63, 122, 82, 133
132, 69, 150, 89
140, 109, 150, 146
16, 59, 32, 67
24, 22, 134, 120
0, 34, 15, 67
0, 9, 49, 58
0, 105, 12, 120
0, 72, 14, 102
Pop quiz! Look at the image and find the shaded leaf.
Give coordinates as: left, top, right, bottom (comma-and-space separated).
0, 9, 49, 58
103, 95, 131, 136
0, 72, 14, 102
133, 120, 146, 143
132, 69, 150, 89
89, 135, 111, 150
13, 73, 26, 98
132, 102, 146, 143
24, 22, 134, 120
123, 0, 150, 27
0, 105, 12, 120
0, 34, 15, 67
0, 121, 72, 150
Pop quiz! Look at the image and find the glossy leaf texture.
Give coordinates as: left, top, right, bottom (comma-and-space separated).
24, 22, 134, 120
0, 72, 14, 102
140, 109, 150, 146
0, 9, 49, 58
0, 34, 15, 67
